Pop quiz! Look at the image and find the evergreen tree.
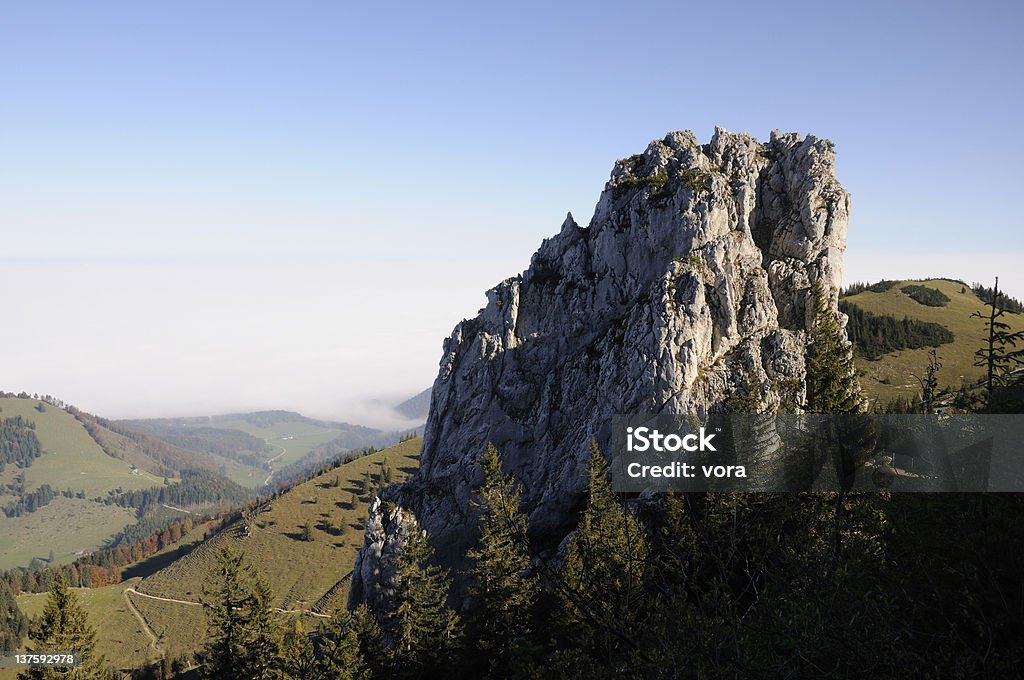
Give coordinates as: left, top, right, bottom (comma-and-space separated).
384, 517, 460, 679
915, 349, 948, 413
301, 521, 314, 542
557, 441, 649, 672
314, 607, 369, 680
18, 575, 108, 679
465, 443, 538, 677
972, 276, 1024, 410
350, 604, 386, 680
199, 547, 280, 680
0, 580, 29, 653
278, 618, 315, 680
806, 280, 864, 413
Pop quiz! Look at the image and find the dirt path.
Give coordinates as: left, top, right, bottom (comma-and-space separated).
125, 587, 200, 607
263, 442, 288, 486
125, 586, 329, 618
123, 587, 164, 657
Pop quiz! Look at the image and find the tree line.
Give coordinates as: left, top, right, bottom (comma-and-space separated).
1, 485, 87, 518
104, 469, 253, 514
972, 281, 1024, 314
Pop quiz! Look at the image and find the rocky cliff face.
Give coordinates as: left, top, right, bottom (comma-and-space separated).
350, 128, 850, 609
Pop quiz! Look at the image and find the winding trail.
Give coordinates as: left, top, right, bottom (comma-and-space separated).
263, 442, 288, 486
124, 586, 330, 619
123, 587, 164, 657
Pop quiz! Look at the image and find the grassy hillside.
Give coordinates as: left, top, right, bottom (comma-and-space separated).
16, 580, 153, 672
0, 497, 137, 570
840, 279, 1024, 404
0, 397, 165, 497
17, 437, 422, 670
0, 397, 175, 570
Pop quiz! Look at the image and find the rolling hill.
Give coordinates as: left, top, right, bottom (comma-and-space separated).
839, 278, 1024, 405
14, 437, 422, 672
0, 396, 173, 570
118, 411, 392, 489
0, 396, 260, 572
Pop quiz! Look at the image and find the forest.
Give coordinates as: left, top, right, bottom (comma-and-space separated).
838, 300, 954, 359
973, 281, 1024, 314
0, 416, 42, 473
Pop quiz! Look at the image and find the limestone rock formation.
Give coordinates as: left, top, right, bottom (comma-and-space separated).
350, 127, 851, 606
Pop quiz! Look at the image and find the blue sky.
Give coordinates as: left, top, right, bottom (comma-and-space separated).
1, 0, 1021, 421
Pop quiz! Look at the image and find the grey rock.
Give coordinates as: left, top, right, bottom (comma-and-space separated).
350, 127, 851, 604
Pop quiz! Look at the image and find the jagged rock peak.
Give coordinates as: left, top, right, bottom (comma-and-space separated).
349, 128, 851, 604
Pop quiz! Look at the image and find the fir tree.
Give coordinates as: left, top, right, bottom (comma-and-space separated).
972, 276, 1024, 410
199, 547, 280, 680
384, 518, 460, 679
806, 280, 864, 413
558, 441, 649, 670
915, 349, 948, 413
350, 604, 386, 679
465, 443, 538, 677
18, 575, 108, 679
314, 607, 369, 680
278, 618, 315, 680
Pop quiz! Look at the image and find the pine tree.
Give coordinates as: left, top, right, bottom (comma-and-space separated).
972, 276, 1024, 410
199, 547, 280, 680
314, 607, 369, 680
465, 443, 538, 677
350, 604, 386, 679
278, 618, 315, 680
915, 349, 947, 413
0, 580, 29, 653
18, 575, 108, 679
384, 518, 460, 679
558, 441, 649, 670
245, 574, 280, 680
805, 280, 864, 413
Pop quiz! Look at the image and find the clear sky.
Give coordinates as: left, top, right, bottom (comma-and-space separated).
1, 0, 1021, 425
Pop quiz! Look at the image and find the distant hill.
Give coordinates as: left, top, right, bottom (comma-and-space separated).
0, 396, 170, 570
117, 411, 391, 489
840, 278, 1024, 405
394, 388, 431, 421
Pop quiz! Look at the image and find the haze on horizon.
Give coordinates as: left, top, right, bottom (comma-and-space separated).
2, 1, 1021, 427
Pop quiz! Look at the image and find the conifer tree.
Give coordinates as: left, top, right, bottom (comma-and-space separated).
199, 547, 280, 680
972, 276, 1024, 410
314, 607, 369, 680
278, 618, 315, 680
350, 604, 386, 679
465, 443, 538, 677
805, 280, 864, 413
384, 519, 460, 679
18, 576, 108, 680
559, 441, 649, 668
